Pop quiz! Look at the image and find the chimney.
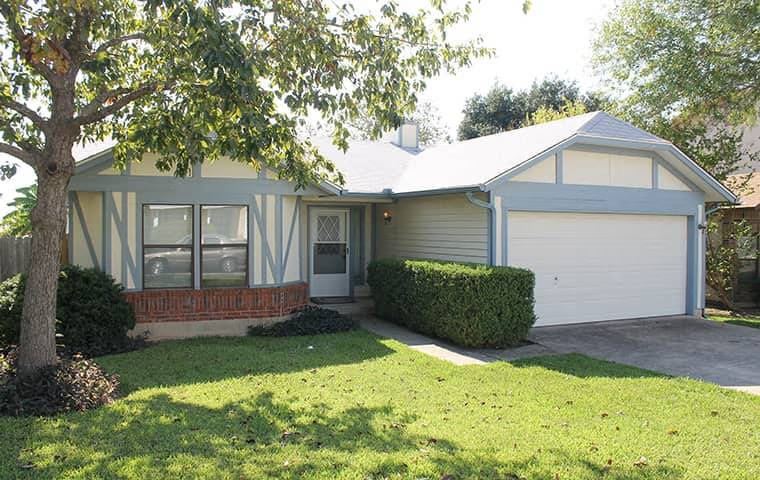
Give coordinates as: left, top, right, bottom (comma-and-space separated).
392, 121, 419, 149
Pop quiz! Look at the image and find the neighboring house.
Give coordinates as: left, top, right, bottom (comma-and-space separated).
719, 172, 760, 304
68, 112, 735, 338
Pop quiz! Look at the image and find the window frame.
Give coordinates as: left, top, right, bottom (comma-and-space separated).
200, 204, 250, 289
141, 203, 195, 290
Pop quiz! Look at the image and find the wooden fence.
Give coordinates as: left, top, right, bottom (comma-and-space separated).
0, 236, 69, 281
0, 237, 31, 281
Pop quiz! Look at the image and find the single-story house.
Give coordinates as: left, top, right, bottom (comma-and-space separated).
68, 112, 736, 338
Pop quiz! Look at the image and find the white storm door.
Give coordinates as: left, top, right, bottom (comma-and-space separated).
309, 209, 350, 297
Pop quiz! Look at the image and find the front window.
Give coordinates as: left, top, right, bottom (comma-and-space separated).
201, 205, 248, 287
143, 205, 193, 289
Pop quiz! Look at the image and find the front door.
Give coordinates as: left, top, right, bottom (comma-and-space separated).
309, 209, 350, 297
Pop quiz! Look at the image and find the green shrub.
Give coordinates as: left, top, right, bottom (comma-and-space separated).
0, 265, 136, 357
0, 347, 119, 417
248, 306, 357, 337
367, 259, 536, 347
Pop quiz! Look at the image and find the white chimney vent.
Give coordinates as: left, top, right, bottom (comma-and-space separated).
393, 121, 419, 149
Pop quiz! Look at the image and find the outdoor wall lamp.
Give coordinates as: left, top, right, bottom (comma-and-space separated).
383, 210, 393, 224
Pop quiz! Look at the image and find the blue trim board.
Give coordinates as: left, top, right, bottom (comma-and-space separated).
555, 150, 563, 184
282, 197, 300, 283
686, 215, 697, 314
275, 195, 283, 282
248, 196, 257, 288
135, 194, 143, 290
102, 193, 111, 273
193, 203, 200, 289
67, 192, 74, 264
652, 157, 659, 190
492, 181, 705, 216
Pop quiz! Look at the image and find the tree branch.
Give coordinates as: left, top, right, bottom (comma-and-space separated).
91, 32, 147, 57
0, 4, 59, 84
75, 81, 171, 125
0, 142, 37, 167
0, 97, 49, 131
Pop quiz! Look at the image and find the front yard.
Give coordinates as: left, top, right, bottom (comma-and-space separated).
2, 331, 759, 479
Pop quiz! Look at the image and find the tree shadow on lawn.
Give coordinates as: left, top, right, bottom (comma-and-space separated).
10, 390, 685, 480
99, 330, 396, 393
511, 353, 667, 379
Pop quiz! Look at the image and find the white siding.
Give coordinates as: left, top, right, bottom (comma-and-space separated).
564, 149, 652, 188
510, 155, 556, 183
376, 193, 489, 263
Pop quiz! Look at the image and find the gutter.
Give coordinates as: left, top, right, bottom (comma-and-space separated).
465, 190, 496, 265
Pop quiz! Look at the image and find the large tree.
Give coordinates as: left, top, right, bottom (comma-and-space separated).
594, 0, 759, 126
457, 76, 606, 140
594, 0, 760, 307
0, 0, 488, 376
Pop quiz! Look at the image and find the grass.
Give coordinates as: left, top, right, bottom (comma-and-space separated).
2, 331, 760, 479
705, 308, 760, 329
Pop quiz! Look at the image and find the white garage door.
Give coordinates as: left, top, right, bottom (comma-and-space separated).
508, 212, 687, 326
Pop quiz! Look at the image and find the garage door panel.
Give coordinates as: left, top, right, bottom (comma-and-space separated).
508, 212, 687, 326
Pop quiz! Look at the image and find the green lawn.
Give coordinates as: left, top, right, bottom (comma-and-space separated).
707, 312, 760, 329
2, 331, 760, 479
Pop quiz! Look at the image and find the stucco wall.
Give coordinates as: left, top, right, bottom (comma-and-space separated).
70, 152, 306, 290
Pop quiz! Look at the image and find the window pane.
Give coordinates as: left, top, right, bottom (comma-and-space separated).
201, 246, 247, 287
143, 247, 192, 288
313, 243, 346, 274
201, 206, 248, 243
143, 205, 192, 245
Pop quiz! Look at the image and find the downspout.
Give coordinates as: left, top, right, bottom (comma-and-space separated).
465, 190, 496, 265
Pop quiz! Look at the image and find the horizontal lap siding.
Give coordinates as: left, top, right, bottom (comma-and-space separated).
376, 194, 488, 264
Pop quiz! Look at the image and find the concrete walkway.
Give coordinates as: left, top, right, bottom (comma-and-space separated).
360, 314, 760, 395
359, 316, 555, 365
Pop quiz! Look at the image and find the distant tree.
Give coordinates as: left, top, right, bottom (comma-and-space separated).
457, 76, 606, 140
594, 0, 760, 125
349, 101, 450, 147
525, 99, 588, 126
0, 185, 36, 237
409, 102, 451, 147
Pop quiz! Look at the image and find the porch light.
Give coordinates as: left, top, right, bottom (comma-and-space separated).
383, 210, 392, 224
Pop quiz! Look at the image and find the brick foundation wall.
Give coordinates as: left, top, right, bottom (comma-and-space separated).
124, 283, 309, 324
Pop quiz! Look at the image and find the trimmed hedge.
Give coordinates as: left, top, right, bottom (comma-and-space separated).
0, 265, 136, 357
367, 259, 536, 348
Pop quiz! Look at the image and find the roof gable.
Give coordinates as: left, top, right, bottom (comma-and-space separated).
578, 112, 664, 143
72, 112, 735, 202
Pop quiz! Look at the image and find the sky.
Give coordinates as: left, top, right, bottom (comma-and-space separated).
0, 0, 614, 216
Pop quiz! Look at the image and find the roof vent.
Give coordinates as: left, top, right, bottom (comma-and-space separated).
392, 121, 419, 149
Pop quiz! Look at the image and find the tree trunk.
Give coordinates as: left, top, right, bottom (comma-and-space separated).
16, 144, 74, 377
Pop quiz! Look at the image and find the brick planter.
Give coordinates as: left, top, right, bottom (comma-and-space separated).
124, 283, 309, 324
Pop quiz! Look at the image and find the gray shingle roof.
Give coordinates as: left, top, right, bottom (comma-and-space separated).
328, 111, 668, 194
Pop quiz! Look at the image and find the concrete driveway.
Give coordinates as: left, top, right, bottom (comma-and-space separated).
529, 316, 760, 394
